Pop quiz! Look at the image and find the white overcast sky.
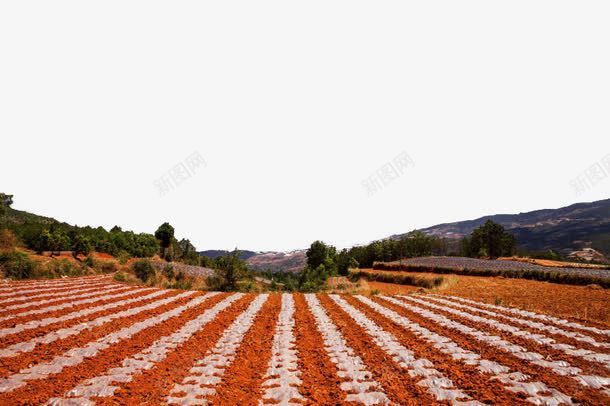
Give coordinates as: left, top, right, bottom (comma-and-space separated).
1, 1, 609, 252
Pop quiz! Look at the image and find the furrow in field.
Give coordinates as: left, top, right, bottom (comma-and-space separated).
0, 282, 123, 308
204, 293, 281, 405
354, 295, 572, 405
415, 295, 610, 371
0, 291, 210, 401
378, 295, 609, 404
260, 294, 306, 405
426, 295, 610, 352
0, 277, 112, 295
305, 294, 390, 405
166, 294, 270, 405
0, 281, 114, 304
328, 294, 476, 405
0, 289, 191, 362
0, 287, 160, 339
92, 294, 254, 405
395, 295, 610, 399
0, 276, 111, 291
292, 293, 344, 404
0, 292, 228, 405
373, 296, 605, 403
437, 295, 610, 338
0, 290, 192, 379
0, 286, 138, 324
0, 284, 130, 316
46, 292, 241, 405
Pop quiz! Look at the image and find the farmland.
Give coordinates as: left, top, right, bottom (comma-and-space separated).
0, 276, 609, 404
358, 269, 610, 325
377, 256, 610, 279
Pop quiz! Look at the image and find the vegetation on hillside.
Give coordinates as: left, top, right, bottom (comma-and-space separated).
459, 220, 516, 259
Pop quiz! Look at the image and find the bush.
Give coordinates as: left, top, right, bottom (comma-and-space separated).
84, 255, 95, 267
43, 259, 88, 277
0, 230, 19, 251
163, 264, 175, 279
97, 261, 118, 274
117, 250, 130, 265
350, 269, 446, 289
132, 259, 154, 282
114, 271, 127, 282
0, 251, 37, 279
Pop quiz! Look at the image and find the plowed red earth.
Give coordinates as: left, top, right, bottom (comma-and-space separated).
0, 276, 608, 405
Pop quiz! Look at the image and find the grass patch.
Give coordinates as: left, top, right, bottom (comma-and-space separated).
350, 269, 447, 289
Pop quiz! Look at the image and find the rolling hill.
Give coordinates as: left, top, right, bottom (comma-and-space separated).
395, 198, 610, 258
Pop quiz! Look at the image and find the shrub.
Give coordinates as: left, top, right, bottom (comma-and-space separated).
84, 255, 95, 268
163, 264, 175, 279
132, 259, 154, 282
42, 259, 88, 278
0, 251, 37, 279
98, 261, 118, 274
0, 230, 19, 251
114, 271, 127, 282
117, 250, 130, 265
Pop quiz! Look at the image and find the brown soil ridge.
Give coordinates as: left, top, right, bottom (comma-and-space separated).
408, 295, 610, 378
292, 293, 346, 405
0, 290, 189, 378
98, 293, 255, 405
317, 294, 441, 405
0, 292, 226, 404
205, 293, 282, 405
342, 294, 529, 405
381, 296, 609, 405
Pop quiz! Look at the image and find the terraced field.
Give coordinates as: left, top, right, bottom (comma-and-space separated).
0, 276, 609, 404
381, 256, 610, 279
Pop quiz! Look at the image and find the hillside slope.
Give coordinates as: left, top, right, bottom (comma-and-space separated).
396, 199, 610, 257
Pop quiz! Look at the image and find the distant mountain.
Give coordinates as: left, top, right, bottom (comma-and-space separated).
245, 250, 306, 273
198, 250, 258, 260
393, 198, 610, 258
198, 249, 307, 273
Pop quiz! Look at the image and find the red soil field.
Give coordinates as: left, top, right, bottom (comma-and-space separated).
359, 268, 610, 327
0, 275, 608, 405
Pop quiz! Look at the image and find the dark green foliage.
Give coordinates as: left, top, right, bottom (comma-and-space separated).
460, 220, 516, 259
299, 264, 329, 292
336, 249, 359, 276
132, 259, 154, 282
212, 250, 249, 291
163, 264, 175, 279
0, 193, 13, 217
175, 239, 200, 265
0, 251, 37, 279
155, 222, 175, 259
72, 234, 92, 258
0, 251, 89, 280
338, 230, 443, 269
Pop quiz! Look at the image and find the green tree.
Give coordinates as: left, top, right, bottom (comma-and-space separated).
306, 240, 330, 269
72, 234, 92, 259
0, 193, 13, 217
465, 220, 517, 258
214, 250, 248, 291
154, 222, 175, 260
